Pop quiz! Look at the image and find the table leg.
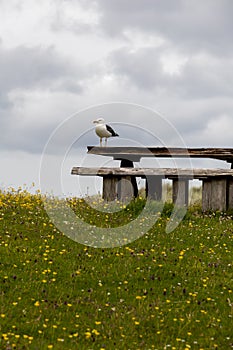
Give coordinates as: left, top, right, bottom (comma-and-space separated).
172, 179, 189, 207
145, 175, 163, 200
103, 176, 118, 201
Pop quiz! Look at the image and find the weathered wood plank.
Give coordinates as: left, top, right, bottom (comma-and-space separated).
202, 180, 212, 211
71, 167, 233, 178
87, 146, 233, 163
145, 176, 163, 200
202, 178, 227, 211
227, 179, 233, 209
210, 179, 227, 211
172, 179, 189, 206
102, 176, 118, 201
117, 176, 134, 202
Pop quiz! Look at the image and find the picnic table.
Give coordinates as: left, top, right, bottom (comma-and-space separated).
71, 147, 233, 211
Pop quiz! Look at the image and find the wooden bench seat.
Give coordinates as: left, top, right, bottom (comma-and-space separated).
71, 167, 233, 177
71, 167, 233, 211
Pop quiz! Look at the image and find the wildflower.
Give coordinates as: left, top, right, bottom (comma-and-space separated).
85, 331, 91, 339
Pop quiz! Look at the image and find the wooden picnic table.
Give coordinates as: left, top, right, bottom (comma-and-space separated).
71, 147, 233, 211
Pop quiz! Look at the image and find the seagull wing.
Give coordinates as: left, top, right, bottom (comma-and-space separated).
106, 124, 119, 137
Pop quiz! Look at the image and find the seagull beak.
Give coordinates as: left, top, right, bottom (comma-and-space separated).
93, 120, 97, 124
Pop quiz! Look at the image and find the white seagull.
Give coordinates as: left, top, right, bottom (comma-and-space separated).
93, 118, 119, 146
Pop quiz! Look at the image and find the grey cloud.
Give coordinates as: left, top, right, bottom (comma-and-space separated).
177, 56, 233, 98
109, 46, 233, 99
96, 0, 233, 55
51, 79, 83, 94
109, 47, 168, 90
0, 44, 89, 153
0, 45, 85, 106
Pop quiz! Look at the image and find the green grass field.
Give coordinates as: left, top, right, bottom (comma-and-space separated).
0, 188, 233, 349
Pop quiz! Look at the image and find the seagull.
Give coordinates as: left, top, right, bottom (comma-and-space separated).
93, 118, 119, 146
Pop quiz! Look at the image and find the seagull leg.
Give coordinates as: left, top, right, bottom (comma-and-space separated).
100, 138, 102, 147
105, 138, 107, 147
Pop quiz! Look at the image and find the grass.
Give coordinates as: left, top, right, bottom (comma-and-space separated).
0, 188, 233, 349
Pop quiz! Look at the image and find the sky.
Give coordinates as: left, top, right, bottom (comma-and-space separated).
1, 0, 233, 196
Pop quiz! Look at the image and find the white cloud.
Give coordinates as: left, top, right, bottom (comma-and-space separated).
51, 0, 100, 33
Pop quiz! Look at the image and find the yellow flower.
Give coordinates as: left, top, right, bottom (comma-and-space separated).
92, 329, 100, 336
85, 331, 91, 339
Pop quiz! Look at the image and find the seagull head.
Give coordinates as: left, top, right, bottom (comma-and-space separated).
93, 118, 105, 125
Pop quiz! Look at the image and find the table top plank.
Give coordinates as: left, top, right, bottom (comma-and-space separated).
87, 146, 233, 162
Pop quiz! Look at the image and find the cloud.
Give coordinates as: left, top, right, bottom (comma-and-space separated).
109, 47, 166, 90
177, 54, 233, 98
0, 42, 99, 153
0, 45, 84, 104
108, 44, 233, 102
50, 0, 100, 34
97, 0, 233, 55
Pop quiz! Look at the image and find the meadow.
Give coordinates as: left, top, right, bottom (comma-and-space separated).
0, 188, 233, 350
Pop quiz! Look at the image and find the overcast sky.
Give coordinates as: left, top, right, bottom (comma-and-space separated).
1, 0, 233, 195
